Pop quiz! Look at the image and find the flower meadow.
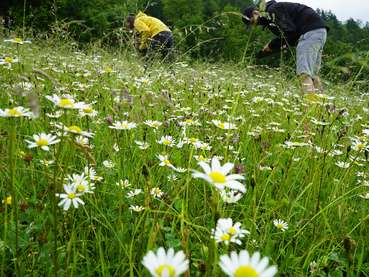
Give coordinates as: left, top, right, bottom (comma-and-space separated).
0, 38, 369, 276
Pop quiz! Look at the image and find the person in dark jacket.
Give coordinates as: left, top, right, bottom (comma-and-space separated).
242, 1, 328, 93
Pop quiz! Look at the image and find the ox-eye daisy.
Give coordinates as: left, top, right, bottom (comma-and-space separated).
212, 120, 237, 130
142, 247, 189, 277
219, 250, 277, 277
273, 219, 288, 232
0, 106, 33, 118
25, 133, 60, 151
109, 120, 137, 130
212, 218, 250, 245
192, 157, 245, 192
46, 94, 86, 109
56, 185, 84, 211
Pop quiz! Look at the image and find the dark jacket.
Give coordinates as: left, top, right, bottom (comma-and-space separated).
262, 1, 328, 51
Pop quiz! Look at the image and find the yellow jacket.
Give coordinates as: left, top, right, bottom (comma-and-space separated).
134, 11, 171, 50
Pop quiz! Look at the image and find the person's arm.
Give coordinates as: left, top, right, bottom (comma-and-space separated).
134, 18, 151, 50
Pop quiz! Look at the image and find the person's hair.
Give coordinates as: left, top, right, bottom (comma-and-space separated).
126, 14, 135, 29
242, 6, 257, 25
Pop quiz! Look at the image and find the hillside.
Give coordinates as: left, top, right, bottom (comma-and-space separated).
1, 39, 369, 276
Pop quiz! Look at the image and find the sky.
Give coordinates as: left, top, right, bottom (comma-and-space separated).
282, 0, 369, 23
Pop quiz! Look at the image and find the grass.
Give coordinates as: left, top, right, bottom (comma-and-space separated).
0, 36, 369, 276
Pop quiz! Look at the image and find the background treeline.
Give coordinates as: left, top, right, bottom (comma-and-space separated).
2, 0, 369, 84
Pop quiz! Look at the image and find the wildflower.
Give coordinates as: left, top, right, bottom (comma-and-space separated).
66, 173, 95, 194
142, 247, 189, 277
151, 187, 164, 199
75, 136, 89, 146
109, 120, 137, 130
127, 189, 142, 198
54, 123, 94, 138
46, 94, 86, 109
219, 250, 277, 277
56, 185, 84, 211
219, 190, 244, 204
212, 120, 237, 130
194, 155, 211, 163
39, 159, 55, 167
130, 205, 145, 212
158, 155, 176, 169
273, 219, 288, 232
359, 193, 369, 199
0, 106, 33, 118
212, 218, 250, 245
351, 137, 369, 152
135, 140, 150, 150
84, 166, 103, 182
25, 133, 60, 151
144, 120, 162, 129
0, 56, 19, 67
113, 143, 120, 152
2, 196, 12, 205
192, 157, 246, 192
167, 174, 178, 181
4, 37, 31, 44
103, 160, 115, 168
335, 161, 350, 169
158, 135, 175, 147
116, 179, 131, 188
79, 104, 98, 117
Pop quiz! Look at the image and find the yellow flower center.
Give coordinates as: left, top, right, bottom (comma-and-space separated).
190, 137, 198, 143
208, 171, 226, 183
104, 66, 113, 73
4, 196, 12, 205
163, 159, 171, 166
59, 98, 74, 108
68, 126, 82, 133
83, 107, 93, 113
276, 223, 284, 229
218, 122, 225, 129
14, 38, 23, 43
4, 57, 13, 63
77, 184, 86, 192
234, 266, 259, 277
228, 227, 237, 235
221, 233, 230, 241
357, 143, 365, 151
163, 139, 172, 145
7, 108, 22, 117
36, 138, 49, 146
185, 119, 193, 123
120, 123, 129, 129
68, 193, 76, 199
155, 264, 176, 277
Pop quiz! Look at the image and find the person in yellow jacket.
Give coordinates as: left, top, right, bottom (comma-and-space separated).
127, 12, 173, 60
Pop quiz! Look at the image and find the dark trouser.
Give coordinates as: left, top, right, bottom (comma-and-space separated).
149, 31, 174, 61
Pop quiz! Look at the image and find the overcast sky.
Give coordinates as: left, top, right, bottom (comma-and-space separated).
281, 0, 369, 23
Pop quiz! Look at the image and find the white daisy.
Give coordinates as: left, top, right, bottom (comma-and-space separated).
212, 218, 250, 245
46, 94, 86, 109
130, 205, 145, 212
158, 135, 175, 147
56, 184, 84, 211
4, 37, 31, 44
219, 190, 244, 204
127, 189, 142, 198
144, 120, 163, 129
219, 250, 277, 277
0, 106, 33, 118
192, 157, 246, 192
109, 120, 137, 130
157, 155, 176, 169
212, 120, 237, 130
151, 187, 164, 199
273, 219, 288, 232
25, 133, 60, 151
142, 247, 189, 277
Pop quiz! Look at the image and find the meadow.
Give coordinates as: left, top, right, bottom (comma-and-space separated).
0, 37, 369, 276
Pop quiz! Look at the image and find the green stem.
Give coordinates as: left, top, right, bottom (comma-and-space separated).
8, 119, 19, 275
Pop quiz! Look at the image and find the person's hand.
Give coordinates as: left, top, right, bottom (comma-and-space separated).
262, 44, 272, 53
